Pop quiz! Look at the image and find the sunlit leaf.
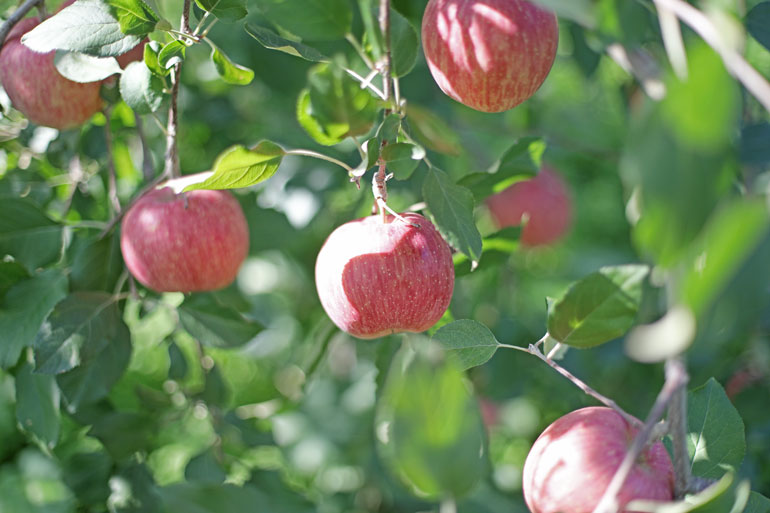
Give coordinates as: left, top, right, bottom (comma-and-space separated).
182, 141, 284, 191
432, 320, 499, 370
210, 45, 254, 85
244, 24, 328, 62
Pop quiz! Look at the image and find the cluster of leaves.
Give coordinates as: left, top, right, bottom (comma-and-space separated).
1, 0, 770, 511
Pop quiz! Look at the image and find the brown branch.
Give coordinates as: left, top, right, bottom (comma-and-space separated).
0, 0, 44, 49
162, 0, 192, 179
592, 359, 689, 513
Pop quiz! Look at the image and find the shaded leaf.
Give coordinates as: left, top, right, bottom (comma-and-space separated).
244, 24, 328, 62
34, 292, 124, 375
0, 261, 29, 298
389, 8, 418, 77
178, 294, 262, 348
0, 270, 67, 369
381, 142, 425, 180
159, 482, 269, 512
547, 264, 649, 348
15, 360, 60, 448
432, 320, 499, 370
168, 341, 188, 380
195, 0, 247, 21
0, 198, 63, 270
376, 340, 487, 499
687, 378, 746, 480
422, 167, 482, 265
747, 2, 770, 52
182, 141, 284, 191
746, 492, 770, 513
253, 0, 352, 41
458, 137, 543, 201
296, 63, 379, 146
405, 104, 462, 156
185, 449, 226, 484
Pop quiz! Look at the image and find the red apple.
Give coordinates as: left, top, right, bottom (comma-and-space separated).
0, 17, 103, 130
486, 167, 571, 247
120, 187, 249, 293
522, 407, 674, 513
421, 0, 559, 113
115, 39, 147, 69
315, 213, 454, 339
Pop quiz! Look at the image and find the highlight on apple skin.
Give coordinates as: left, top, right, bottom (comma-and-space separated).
0, 17, 103, 130
421, 0, 559, 113
486, 167, 572, 247
120, 187, 250, 293
522, 406, 675, 513
315, 213, 455, 339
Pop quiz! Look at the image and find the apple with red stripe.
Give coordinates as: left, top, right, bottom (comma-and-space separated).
421, 0, 559, 113
315, 213, 454, 339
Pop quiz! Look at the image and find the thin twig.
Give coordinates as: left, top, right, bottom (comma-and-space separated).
283, 149, 355, 174
654, 0, 770, 112
134, 113, 155, 181
523, 343, 644, 429
592, 359, 688, 513
378, 0, 391, 102
0, 0, 43, 49
162, 0, 191, 179
669, 358, 691, 498
373, 0, 393, 221
653, 0, 688, 80
103, 107, 121, 216
344, 68, 387, 100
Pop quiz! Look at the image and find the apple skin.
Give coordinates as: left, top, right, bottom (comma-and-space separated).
115, 39, 147, 69
120, 187, 249, 293
0, 17, 103, 130
522, 407, 675, 513
315, 213, 454, 339
486, 167, 571, 247
421, 0, 559, 113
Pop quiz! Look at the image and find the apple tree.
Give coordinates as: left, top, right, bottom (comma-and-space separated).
0, 0, 769, 511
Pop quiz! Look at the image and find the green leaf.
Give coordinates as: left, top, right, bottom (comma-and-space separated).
747, 2, 770, 52
21, 0, 143, 57
69, 233, 123, 293
244, 24, 329, 62
376, 340, 486, 499
143, 40, 167, 76
56, 316, 131, 412
422, 167, 482, 265
15, 360, 60, 448
178, 294, 262, 348
405, 103, 462, 156
0, 198, 63, 270
158, 40, 186, 70
453, 226, 521, 276
182, 141, 284, 191
159, 483, 269, 513
458, 137, 543, 201
741, 123, 770, 165
547, 264, 649, 348
431, 320, 499, 370
746, 492, 770, 513
388, 8, 418, 77
627, 473, 750, 513
195, 0, 247, 21
89, 412, 156, 460
296, 63, 379, 146
661, 44, 739, 150
107, 0, 160, 35
531, 0, 595, 28
0, 261, 29, 298
210, 45, 254, 85
202, 363, 229, 407
168, 341, 188, 380
0, 270, 67, 369
119, 61, 165, 114
678, 200, 770, 317
54, 51, 122, 82
185, 449, 227, 484
687, 378, 746, 480
381, 142, 425, 180
377, 113, 401, 144
253, 0, 352, 41
34, 292, 125, 375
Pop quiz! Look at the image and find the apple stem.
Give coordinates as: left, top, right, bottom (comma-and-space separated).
592, 358, 689, 513
0, 0, 45, 49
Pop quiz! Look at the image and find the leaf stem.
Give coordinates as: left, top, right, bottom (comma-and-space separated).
668, 357, 692, 498
0, 0, 43, 49
344, 68, 387, 100
283, 149, 354, 174
103, 107, 121, 216
345, 32, 375, 70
